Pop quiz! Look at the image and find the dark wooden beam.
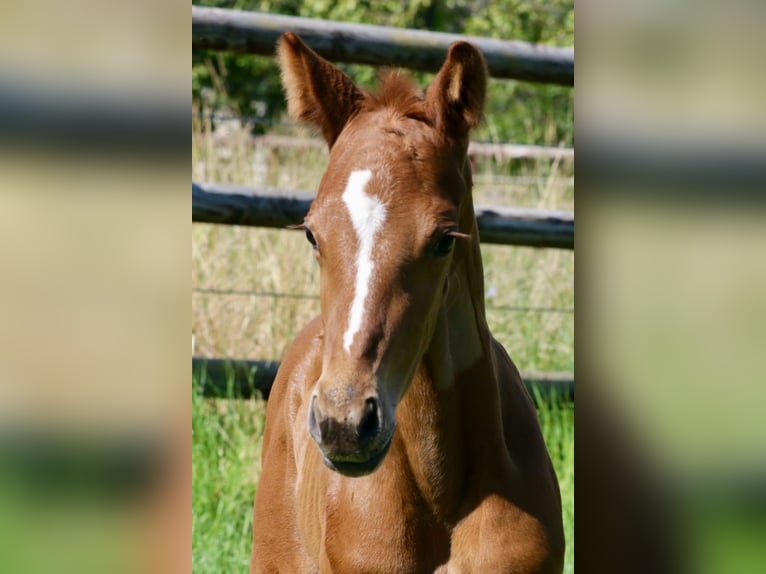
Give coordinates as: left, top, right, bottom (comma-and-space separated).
192, 7, 574, 86
192, 358, 574, 402
193, 182, 574, 250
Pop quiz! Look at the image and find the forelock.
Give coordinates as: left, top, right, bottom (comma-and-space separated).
361, 71, 431, 124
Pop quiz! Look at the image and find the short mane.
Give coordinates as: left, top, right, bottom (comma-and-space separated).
361, 71, 431, 124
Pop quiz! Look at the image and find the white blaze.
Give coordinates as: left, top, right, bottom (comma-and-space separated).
341, 169, 386, 353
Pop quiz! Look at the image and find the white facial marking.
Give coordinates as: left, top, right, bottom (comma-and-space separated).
342, 169, 386, 353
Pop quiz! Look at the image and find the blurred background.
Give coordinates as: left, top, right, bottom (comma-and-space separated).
578, 1, 766, 573
0, 1, 189, 573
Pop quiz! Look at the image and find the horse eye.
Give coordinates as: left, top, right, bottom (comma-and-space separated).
305, 229, 318, 249
434, 234, 456, 257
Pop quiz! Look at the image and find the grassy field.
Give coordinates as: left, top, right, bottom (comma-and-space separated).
192, 383, 573, 574
192, 118, 574, 572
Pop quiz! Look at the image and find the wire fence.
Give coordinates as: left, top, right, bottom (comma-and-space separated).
191, 112, 575, 159
191, 286, 574, 315
193, 111, 283, 127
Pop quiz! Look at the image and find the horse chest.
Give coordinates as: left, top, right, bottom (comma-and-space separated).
295, 454, 451, 573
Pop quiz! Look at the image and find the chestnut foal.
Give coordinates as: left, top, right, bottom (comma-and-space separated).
251, 32, 564, 574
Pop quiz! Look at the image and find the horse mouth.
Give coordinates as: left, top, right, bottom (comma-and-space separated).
321, 433, 393, 477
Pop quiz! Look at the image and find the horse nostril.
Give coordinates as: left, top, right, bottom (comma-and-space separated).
308, 395, 322, 444
358, 397, 381, 446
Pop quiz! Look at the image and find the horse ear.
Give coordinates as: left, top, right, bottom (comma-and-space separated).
277, 32, 363, 147
425, 42, 487, 140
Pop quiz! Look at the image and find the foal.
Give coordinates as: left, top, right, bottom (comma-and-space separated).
251, 33, 564, 574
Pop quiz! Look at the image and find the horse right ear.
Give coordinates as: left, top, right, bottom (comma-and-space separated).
277, 32, 363, 148
425, 41, 487, 141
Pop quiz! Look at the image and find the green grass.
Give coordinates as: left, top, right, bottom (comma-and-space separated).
192, 380, 574, 574
534, 389, 575, 573
192, 384, 267, 573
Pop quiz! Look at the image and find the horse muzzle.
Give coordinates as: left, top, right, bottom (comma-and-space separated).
308, 393, 394, 477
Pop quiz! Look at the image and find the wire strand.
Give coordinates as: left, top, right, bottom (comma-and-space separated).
192, 287, 573, 314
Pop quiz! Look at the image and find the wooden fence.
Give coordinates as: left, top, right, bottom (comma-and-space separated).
192, 358, 574, 402
192, 7, 574, 86
199, 132, 574, 162
192, 10, 574, 398
192, 182, 574, 249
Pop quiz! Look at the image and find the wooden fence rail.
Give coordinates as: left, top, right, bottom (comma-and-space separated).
196, 132, 575, 162
193, 182, 574, 249
192, 357, 574, 402
192, 7, 574, 86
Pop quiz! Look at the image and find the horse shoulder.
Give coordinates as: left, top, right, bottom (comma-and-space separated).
260, 316, 323, 457
490, 337, 549, 465
487, 337, 565, 571
251, 316, 324, 574
448, 492, 563, 574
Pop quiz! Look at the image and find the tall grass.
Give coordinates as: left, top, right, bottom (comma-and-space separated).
192, 118, 574, 572
192, 384, 266, 573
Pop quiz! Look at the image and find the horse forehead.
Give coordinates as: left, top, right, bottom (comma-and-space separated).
333, 116, 439, 177
315, 120, 455, 216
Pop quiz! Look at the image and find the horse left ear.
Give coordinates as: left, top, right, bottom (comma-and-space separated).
277, 32, 363, 148
425, 42, 488, 140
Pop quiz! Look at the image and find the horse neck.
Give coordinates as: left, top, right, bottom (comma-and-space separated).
395, 175, 504, 521
437, 160, 494, 380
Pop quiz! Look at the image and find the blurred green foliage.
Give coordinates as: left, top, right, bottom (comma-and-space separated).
192, 0, 573, 145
